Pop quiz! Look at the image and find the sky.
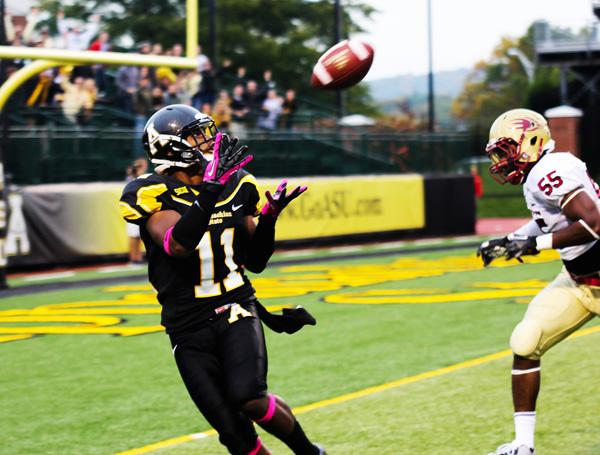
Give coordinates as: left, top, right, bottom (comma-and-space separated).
355, 0, 598, 81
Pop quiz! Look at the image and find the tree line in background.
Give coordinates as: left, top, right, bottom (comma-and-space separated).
452, 22, 600, 131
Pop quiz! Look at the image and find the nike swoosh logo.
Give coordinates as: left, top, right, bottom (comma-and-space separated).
206, 159, 216, 178
232, 204, 243, 211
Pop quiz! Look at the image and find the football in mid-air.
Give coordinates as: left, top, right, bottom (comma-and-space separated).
311, 39, 374, 90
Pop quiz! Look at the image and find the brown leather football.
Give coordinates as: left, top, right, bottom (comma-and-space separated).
311, 39, 374, 90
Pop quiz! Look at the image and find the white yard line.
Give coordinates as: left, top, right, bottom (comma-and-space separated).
23, 272, 76, 282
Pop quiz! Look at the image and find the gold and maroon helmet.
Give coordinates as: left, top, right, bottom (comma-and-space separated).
485, 108, 555, 184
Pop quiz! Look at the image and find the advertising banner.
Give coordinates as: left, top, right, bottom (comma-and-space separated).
9, 175, 426, 266
261, 175, 425, 240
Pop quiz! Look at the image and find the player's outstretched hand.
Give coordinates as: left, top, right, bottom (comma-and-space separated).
504, 235, 540, 261
261, 179, 307, 218
203, 132, 253, 185
477, 237, 509, 267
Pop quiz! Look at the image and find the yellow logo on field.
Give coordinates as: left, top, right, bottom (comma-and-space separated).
0, 252, 559, 344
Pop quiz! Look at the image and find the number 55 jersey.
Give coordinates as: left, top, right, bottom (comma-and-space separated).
119, 170, 262, 333
523, 151, 600, 274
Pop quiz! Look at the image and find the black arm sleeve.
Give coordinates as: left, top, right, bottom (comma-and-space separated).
244, 215, 276, 273
171, 183, 221, 251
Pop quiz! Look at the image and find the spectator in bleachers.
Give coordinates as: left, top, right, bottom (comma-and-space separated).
134, 77, 153, 126
179, 70, 201, 105
216, 58, 235, 84
26, 69, 60, 108
234, 66, 248, 88
22, 6, 42, 45
116, 65, 139, 114
151, 42, 163, 56
156, 72, 177, 91
8, 22, 25, 47
151, 86, 164, 111
170, 43, 185, 75
201, 102, 213, 116
4, 7, 41, 46
281, 89, 298, 130
56, 11, 100, 79
258, 89, 283, 131
197, 60, 216, 108
164, 81, 184, 105
56, 74, 96, 125
89, 31, 110, 51
172, 43, 184, 57
57, 11, 100, 51
260, 69, 277, 100
156, 43, 179, 88
197, 44, 210, 72
138, 66, 151, 83
139, 41, 151, 54
213, 90, 232, 131
3, 12, 14, 43
243, 80, 263, 125
133, 77, 153, 154
230, 84, 249, 137
37, 27, 61, 49
89, 31, 111, 96
137, 42, 157, 82
82, 78, 98, 120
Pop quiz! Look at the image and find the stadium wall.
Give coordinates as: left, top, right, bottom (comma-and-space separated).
5, 174, 475, 267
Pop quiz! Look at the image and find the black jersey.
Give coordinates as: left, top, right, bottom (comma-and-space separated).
119, 170, 262, 333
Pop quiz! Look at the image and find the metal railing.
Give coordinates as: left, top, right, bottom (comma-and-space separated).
534, 20, 600, 53
4, 127, 486, 185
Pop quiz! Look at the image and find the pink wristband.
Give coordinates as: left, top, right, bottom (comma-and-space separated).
163, 226, 174, 256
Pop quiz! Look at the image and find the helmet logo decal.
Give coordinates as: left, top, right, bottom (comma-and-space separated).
146, 123, 175, 156
512, 118, 536, 132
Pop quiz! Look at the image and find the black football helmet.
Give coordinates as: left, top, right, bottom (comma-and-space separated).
142, 104, 219, 174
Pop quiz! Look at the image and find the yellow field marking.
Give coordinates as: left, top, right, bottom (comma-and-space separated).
566, 324, 600, 340
324, 288, 542, 305
115, 323, 600, 455
3, 253, 561, 344
115, 431, 216, 455
0, 334, 33, 343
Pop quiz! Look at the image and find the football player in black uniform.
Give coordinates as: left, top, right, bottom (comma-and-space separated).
120, 104, 325, 455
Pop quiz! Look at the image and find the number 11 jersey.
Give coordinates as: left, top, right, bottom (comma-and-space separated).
119, 170, 262, 333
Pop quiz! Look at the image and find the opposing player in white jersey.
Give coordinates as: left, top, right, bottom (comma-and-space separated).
477, 108, 600, 455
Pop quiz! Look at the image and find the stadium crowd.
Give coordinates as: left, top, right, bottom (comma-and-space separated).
2, 8, 299, 133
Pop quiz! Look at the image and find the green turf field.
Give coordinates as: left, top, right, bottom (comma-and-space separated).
1, 246, 599, 455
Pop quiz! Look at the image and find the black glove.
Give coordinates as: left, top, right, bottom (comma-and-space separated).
505, 235, 540, 260
261, 179, 308, 218
477, 237, 509, 266
203, 133, 253, 185
254, 300, 316, 334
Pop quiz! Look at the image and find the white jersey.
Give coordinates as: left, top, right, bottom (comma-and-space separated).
523, 152, 600, 261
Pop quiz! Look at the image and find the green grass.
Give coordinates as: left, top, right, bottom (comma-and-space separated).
1, 247, 598, 454
475, 162, 530, 218
477, 195, 530, 218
